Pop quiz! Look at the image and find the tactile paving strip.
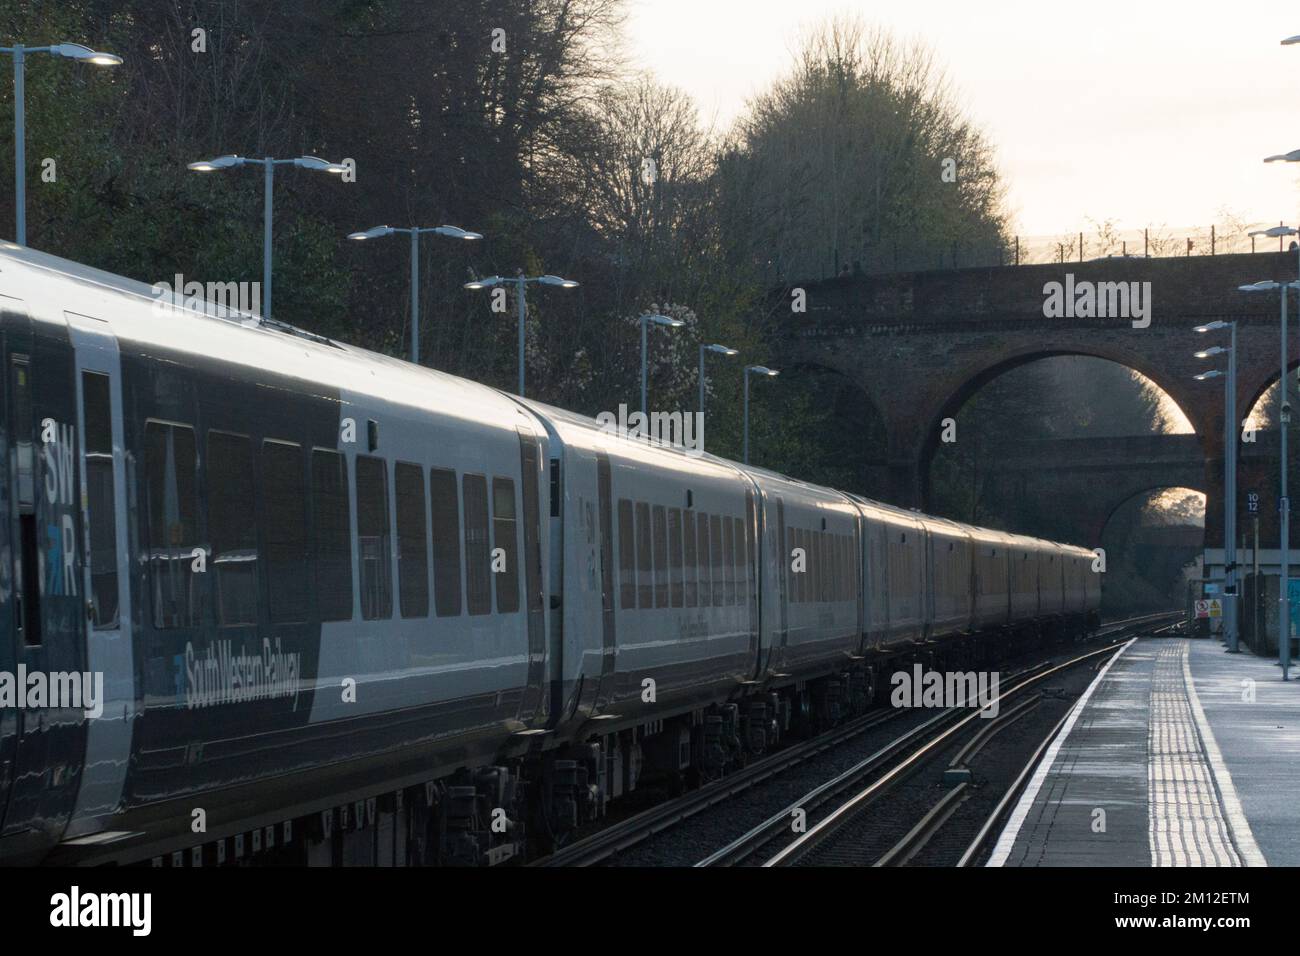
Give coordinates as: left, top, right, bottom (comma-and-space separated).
1147, 641, 1241, 866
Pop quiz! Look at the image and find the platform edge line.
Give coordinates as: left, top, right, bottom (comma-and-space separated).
1181, 643, 1268, 867
985, 637, 1138, 867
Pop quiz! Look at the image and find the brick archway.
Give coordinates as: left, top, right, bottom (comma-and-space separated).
774, 250, 1300, 545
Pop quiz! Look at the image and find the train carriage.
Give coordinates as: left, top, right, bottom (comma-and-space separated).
0, 243, 1102, 866
918, 514, 976, 640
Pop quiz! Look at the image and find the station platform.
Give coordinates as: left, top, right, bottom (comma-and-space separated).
989, 635, 1300, 866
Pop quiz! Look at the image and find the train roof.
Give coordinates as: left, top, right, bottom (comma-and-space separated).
0, 242, 535, 437
1, 243, 1091, 555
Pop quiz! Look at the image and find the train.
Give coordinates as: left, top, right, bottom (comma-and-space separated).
0, 243, 1099, 866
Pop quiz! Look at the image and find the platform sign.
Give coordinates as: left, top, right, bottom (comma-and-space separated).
1194, 599, 1223, 619
1247, 491, 1260, 514
1288, 580, 1300, 639
1204, 582, 1222, 595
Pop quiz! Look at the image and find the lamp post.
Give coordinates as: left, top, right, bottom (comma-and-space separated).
743, 365, 779, 464
1, 42, 122, 245
639, 313, 684, 416
1194, 320, 1239, 652
463, 272, 579, 397
188, 154, 347, 320
699, 342, 739, 434
348, 224, 482, 364
1240, 277, 1300, 677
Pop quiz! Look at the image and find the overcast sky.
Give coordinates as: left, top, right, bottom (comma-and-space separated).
625, 0, 1300, 238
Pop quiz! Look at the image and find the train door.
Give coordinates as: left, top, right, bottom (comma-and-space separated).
744, 490, 759, 679
67, 312, 135, 823
0, 302, 86, 853
593, 452, 616, 709
516, 429, 547, 725
774, 495, 788, 673
0, 302, 15, 834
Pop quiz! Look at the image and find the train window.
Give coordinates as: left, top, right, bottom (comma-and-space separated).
430, 467, 462, 617
682, 509, 697, 607
492, 477, 520, 613
395, 462, 429, 618
733, 516, 746, 607
696, 512, 711, 607
816, 530, 824, 602
208, 431, 258, 626
717, 515, 728, 606
145, 421, 201, 629
827, 533, 837, 602
312, 449, 354, 622
12, 356, 38, 643
636, 502, 652, 609
841, 535, 849, 600
463, 474, 491, 615
668, 507, 684, 608
618, 498, 636, 609
82, 371, 119, 629
744, 496, 757, 610
652, 505, 668, 608
356, 456, 393, 620
803, 528, 813, 603
798, 528, 809, 603
722, 517, 735, 606
811, 531, 820, 602
826, 533, 835, 602
787, 527, 798, 603
262, 440, 308, 623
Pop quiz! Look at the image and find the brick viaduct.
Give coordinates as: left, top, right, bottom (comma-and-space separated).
773, 251, 1300, 549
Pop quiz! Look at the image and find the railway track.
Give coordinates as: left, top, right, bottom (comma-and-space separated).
748, 613, 1181, 868
534, 610, 1180, 867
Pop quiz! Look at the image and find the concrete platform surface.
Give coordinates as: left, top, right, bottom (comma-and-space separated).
989, 635, 1299, 866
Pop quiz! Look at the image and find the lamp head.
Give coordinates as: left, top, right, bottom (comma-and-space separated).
538, 274, 579, 288
1264, 149, 1300, 163
464, 276, 503, 290
706, 344, 739, 356
295, 155, 347, 173
747, 365, 779, 377
433, 225, 483, 240
347, 225, 393, 241
53, 43, 121, 65
187, 154, 243, 172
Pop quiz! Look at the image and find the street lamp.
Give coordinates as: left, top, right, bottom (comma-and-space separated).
348, 224, 482, 365
1, 41, 122, 245
1239, 278, 1300, 678
743, 365, 779, 464
1193, 319, 1239, 652
699, 343, 739, 439
1249, 225, 1296, 253
639, 313, 684, 416
462, 273, 579, 396
188, 154, 347, 320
